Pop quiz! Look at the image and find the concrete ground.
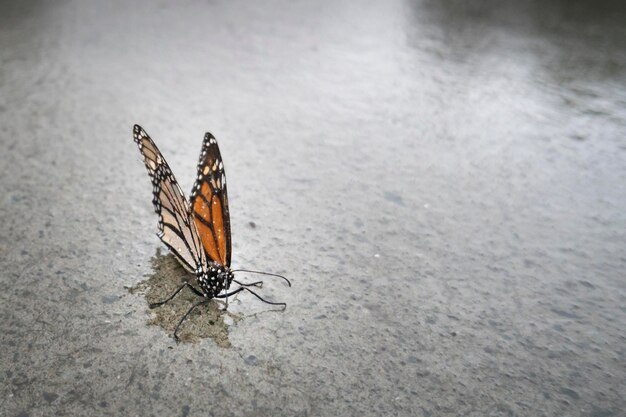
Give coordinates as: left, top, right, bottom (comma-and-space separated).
1, 1, 625, 416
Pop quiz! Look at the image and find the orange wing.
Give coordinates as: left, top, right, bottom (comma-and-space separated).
189, 133, 232, 267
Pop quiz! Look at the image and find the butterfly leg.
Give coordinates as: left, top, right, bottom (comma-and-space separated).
216, 287, 286, 310
173, 298, 210, 343
233, 279, 263, 288
149, 282, 204, 308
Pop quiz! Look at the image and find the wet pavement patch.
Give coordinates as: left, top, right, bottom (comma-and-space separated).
42, 392, 59, 404
129, 249, 241, 347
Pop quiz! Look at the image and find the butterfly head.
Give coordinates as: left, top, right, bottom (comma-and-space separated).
218, 266, 234, 290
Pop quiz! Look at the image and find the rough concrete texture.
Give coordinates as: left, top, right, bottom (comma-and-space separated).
1, 0, 625, 416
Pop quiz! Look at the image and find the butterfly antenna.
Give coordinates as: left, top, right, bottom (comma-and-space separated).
230, 269, 292, 287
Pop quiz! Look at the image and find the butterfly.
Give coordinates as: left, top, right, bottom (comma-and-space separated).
132, 124, 290, 341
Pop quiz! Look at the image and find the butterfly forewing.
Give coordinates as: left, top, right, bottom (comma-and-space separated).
190, 133, 232, 267
132, 125, 208, 272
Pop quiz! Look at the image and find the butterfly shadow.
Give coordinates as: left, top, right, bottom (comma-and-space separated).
129, 248, 242, 347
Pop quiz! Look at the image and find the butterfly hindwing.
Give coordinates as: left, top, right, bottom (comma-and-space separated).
190, 133, 232, 267
132, 125, 207, 273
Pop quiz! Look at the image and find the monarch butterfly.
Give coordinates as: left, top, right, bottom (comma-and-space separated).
132, 124, 290, 341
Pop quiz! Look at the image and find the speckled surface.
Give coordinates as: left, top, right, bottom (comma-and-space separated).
1, 1, 625, 416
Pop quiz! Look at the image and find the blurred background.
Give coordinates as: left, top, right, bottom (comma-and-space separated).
1, 0, 625, 416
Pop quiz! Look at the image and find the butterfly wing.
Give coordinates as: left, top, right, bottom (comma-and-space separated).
132, 125, 208, 273
189, 133, 232, 267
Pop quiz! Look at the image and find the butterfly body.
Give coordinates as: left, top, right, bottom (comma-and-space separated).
196, 263, 234, 298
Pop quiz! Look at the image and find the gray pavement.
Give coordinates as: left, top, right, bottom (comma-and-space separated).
1, 1, 625, 416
